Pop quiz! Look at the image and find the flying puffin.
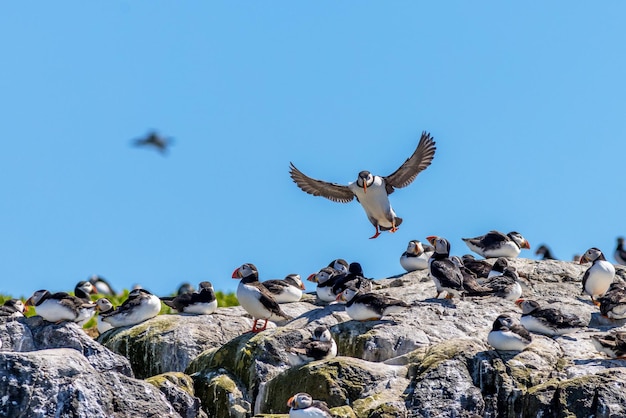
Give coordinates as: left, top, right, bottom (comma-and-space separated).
462, 230, 530, 258
232, 263, 292, 332
25, 290, 96, 324
426, 236, 465, 299
515, 299, 586, 336
287, 393, 333, 418
100, 288, 161, 328
307, 267, 341, 303
580, 247, 615, 305
400, 240, 434, 272
614, 237, 626, 265
95, 298, 115, 334
337, 287, 409, 321
160, 281, 218, 314
74, 281, 97, 302
261, 274, 306, 303
289, 132, 436, 239
598, 282, 626, 320
591, 331, 626, 359
487, 314, 532, 352
286, 325, 338, 366
535, 244, 557, 260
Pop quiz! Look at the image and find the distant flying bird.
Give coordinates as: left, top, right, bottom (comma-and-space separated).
132, 131, 173, 155
289, 131, 436, 239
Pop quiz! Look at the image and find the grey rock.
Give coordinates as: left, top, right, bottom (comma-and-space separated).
145, 372, 207, 418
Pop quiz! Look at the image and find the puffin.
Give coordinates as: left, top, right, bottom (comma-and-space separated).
74, 281, 97, 302
232, 263, 292, 332
400, 240, 434, 272
307, 267, 341, 303
160, 281, 218, 314
327, 259, 349, 274
261, 274, 306, 303
591, 331, 626, 359
176, 282, 196, 296
535, 244, 557, 260
580, 247, 615, 305
88, 275, 117, 296
331, 262, 372, 299
337, 287, 409, 321
461, 254, 493, 278
25, 290, 96, 324
515, 299, 586, 336
100, 288, 161, 328
0, 299, 26, 319
598, 282, 626, 320
487, 314, 532, 352
289, 131, 436, 239
487, 258, 510, 279
287, 393, 333, 418
481, 267, 523, 301
95, 298, 115, 334
614, 237, 626, 265
462, 230, 530, 258
286, 325, 338, 366
450, 256, 492, 296
426, 236, 465, 299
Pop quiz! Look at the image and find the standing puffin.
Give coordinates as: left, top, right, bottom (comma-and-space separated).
400, 240, 434, 272
287, 393, 332, 418
26, 290, 96, 324
232, 263, 292, 332
614, 237, 626, 265
337, 287, 409, 321
160, 281, 218, 314
515, 299, 586, 336
487, 314, 532, 352
462, 230, 530, 258
100, 288, 161, 328
261, 274, 306, 303
289, 132, 436, 239
286, 325, 338, 366
580, 247, 615, 305
426, 236, 465, 299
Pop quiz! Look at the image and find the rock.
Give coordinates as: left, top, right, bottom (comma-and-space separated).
145, 372, 207, 418
0, 348, 180, 418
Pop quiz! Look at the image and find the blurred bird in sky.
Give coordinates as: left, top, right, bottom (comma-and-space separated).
132, 131, 173, 155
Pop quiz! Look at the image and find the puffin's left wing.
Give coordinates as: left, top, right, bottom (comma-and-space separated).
289, 163, 355, 203
384, 131, 436, 194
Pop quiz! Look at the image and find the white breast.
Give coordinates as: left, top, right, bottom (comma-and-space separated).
97, 316, 114, 333
237, 283, 273, 319
316, 285, 337, 302
289, 407, 330, 418
183, 300, 218, 314
478, 241, 520, 258
272, 286, 302, 303
103, 295, 161, 327
346, 302, 380, 321
488, 330, 530, 351
36, 300, 78, 323
400, 254, 430, 271
585, 261, 616, 298
349, 177, 396, 228
519, 315, 573, 336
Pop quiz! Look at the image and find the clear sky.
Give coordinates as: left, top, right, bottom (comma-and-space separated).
2, 2, 625, 298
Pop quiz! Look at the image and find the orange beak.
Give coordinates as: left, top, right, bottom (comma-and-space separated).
307, 273, 318, 283
426, 235, 437, 245
24, 297, 32, 307
231, 268, 240, 279
522, 240, 531, 249
335, 293, 345, 302
579, 255, 588, 264
287, 396, 295, 408
363, 182, 367, 194
514, 298, 524, 307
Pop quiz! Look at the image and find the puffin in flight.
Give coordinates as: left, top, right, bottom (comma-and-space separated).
289, 131, 436, 239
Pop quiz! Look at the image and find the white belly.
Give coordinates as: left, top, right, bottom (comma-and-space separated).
346, 303, 381, 321
400, 254, 429, 271
488, 330, 530, 351
237, 283, 273, 319
519, 315, 575, 336
272, 286, 302, 303
36, 300, 78, 323
585, 262, 615, 298
182, 300, 218, 314
468, 241, 520, 258
103, 295, 161, 327
349, 180, 395, 228
97, 316, 114, 333
316, 286, 336, 302
289, 407, 330, 418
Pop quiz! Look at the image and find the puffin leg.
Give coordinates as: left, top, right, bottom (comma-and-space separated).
390, 219, 398, 233
255, 319, 269, 332
445, 293, 454, 300
250, 319, 258, 332
592, 297, 601, 307
369, 225, 381, 240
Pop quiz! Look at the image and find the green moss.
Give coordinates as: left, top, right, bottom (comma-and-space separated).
418, 338, 483, 373
145, 372, 196, 396
192, 371, 250, 418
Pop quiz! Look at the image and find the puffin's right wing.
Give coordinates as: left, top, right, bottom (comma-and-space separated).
289, 163, 355, 203
383, 131, 436, 194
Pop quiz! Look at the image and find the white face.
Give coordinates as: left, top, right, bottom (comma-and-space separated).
240, 264, 256, 278
13, 300, 25, 313
510, 232, 527, 248
435, 237, 449, 254
341, 287, 358, 302
291, 393, 313, 409
78, 282, 94, 294
96, 298, 114, 311
584, 248, 601, 262
316, 270, 332, 284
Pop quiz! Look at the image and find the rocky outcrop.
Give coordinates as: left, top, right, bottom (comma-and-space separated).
4, 258, 626, 417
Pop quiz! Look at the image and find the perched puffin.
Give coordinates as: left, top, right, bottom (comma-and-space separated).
487, 258, 509, 279
331, 262, 372, 298
515, 299, 586, 336
88, 275, 117, 296
74, 281, 97, 302
450, 256, 492, 296
287, 392, 333, 418
400, 240, 434, 272
100, 288, 161, 328
535, 244, 557, 260
232, 263, 291, 332
481, 267, 523, 301
25, 290, 96, 324
461, 254, 493, 278
261, 274, 306, 303
337, 287, 409, 321
95, 298, 115, 334
0, 299, 26, 319
327, 259, 349, 275
598, 282, 626, 320
580, 247, 615, 305
160, 281, 218, 314
591, 331, 626, 359
614, 237, 626, 265
426, 236, 465, 299
462, 230, 530, 258
289, 132, 436, 239
307, 267, 341, 303
286, 325, 338, 366
487, 314, 532, 352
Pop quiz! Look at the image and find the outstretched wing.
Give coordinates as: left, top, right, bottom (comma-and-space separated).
289, 162, 355, 203
384, 131, 436, 194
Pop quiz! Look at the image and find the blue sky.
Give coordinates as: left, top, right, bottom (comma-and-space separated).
2, 2, 625, 298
